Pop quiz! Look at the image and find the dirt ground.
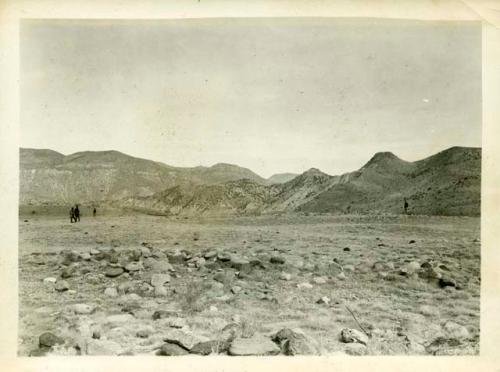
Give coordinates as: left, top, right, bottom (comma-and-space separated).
18, 213, 480, 356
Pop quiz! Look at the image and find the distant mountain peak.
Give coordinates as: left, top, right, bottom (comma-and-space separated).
362, 151, 407, 170
302, 168, 329, 177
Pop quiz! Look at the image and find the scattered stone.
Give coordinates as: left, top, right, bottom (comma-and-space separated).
337, 272, 347, 280
409, 240, 416, 244
438, 264, 451, 272
230, 257, 250, 272
442, 321, 469, 339
297, 282, 313, 290
312, 277, 327, 284
272, 328, 319, 355
213, 272, 232, 284
163, 329, 209, 350
204, 250, 217, 259
195, 257, 206, 268
105, 267, 124, 278
280, 272, 292, 281
209, 305, 218, 312
151, 273, 171, 287
217, 252, 232, 262
270, 255, 285, 264
372, 261, 394, 272
61, 265, 77, 279
87, 339, 123, 355
43, 277, 57, 285
159, 317, 186, 329
229, 335, 281, 356
419, 305, 439, 317
340, 328, 369, 345
157, 342, 189, 356
71, 303, 95, 315
154, 286, 168, 297
231, 286, 242, 294
125, 262, 143, 272
104, 287, 118, 298
55, 280, 69, 292
345, 343, 367, 355
167, 250, 185, 264
439, 277, 456, 288
39, 332, 64, 348
153, 310, 178, 320
190, 340, 230, 355
105, 313, 135, 327
80, 252, 91, 261
136, 326, 153, 338
316, 296, 331, 305
343, 247, 351, 252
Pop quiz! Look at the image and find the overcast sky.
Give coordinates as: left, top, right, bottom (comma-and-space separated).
21, 18, 481, 178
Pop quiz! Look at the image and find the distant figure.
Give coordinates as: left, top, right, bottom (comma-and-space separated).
404, 198, 409, 214
74, 204, 80, 222
93, 208, 96, 217
70, 207, 75, 223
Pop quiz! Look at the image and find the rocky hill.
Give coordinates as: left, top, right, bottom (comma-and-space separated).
20, 146, 481, 216
20, 148, 266, 206
267, 173, 299, 184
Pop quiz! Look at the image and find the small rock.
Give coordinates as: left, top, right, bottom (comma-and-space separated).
105, 313, 135, 327
61, 265, 77, 279
270, 256, 285, 264
230, 257, 250, 272
163, 329, 209, 350
312, 277, 327, 284
151, 273, 171, 287
316, 296, 331, 305
340, 328, 369, 345
153, 310, 178, 320
439, 277, 456, 288
337, 272, 347, 280
345, 343, 367, 355
87, 339, 123, 355
217, 252, 231, 262
136, 327, 153, 338
272, 328, 319, 355
297, 282, 313, 290
157, 342, 189, 356
104, 287, 118, 298
55, 280, 69, 292
280, 272, 292, 281
204, 250, 217, 259
229, 335, 280, 356
71, 303, 95, 314
125, 262, 143, 272
442, 321, 469, 339
105, 267, 124, 278
231, 286, 242, 294
39, 332, 64, 348
209, 305, 218, 312
409, 240, 416, 244
154, 286, 168, 297
90, 248, 100, 255
343, 247, 351, 252
43, 277, 57, 285
190, 340, 230, 355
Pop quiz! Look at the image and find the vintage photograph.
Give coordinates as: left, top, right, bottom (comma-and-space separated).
19, 18, 481, 356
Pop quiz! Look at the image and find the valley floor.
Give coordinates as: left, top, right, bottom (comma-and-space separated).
18, 214, 480, 356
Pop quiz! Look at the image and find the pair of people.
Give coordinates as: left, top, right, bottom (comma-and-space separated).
70, 205, 80, 223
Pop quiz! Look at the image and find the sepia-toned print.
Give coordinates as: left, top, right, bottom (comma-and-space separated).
19, 18, 481, 356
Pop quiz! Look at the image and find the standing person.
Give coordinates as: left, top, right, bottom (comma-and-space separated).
93, 207, 96, 217
74, 204, 80, 222
404, 198, 409, 215
70, 207, 75, 223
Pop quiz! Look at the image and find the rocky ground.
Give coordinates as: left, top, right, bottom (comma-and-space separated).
18, 214, 480, 356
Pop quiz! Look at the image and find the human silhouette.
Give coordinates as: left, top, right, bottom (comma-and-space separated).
70, 207, 75, 223
74, 204, 80, 222
93, 208, 96, 217
404, 198, 409, 214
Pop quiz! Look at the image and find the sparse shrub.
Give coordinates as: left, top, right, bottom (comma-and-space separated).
179, 280, 211, 314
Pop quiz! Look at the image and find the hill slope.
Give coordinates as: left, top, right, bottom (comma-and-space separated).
20, 148, 266, 205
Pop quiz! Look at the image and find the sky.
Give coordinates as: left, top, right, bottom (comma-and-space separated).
20, 18, 481, 178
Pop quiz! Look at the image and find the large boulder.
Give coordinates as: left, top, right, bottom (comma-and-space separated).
39, 332, 64, 348
229, 335, 280, 356
340, 328, 369, 345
